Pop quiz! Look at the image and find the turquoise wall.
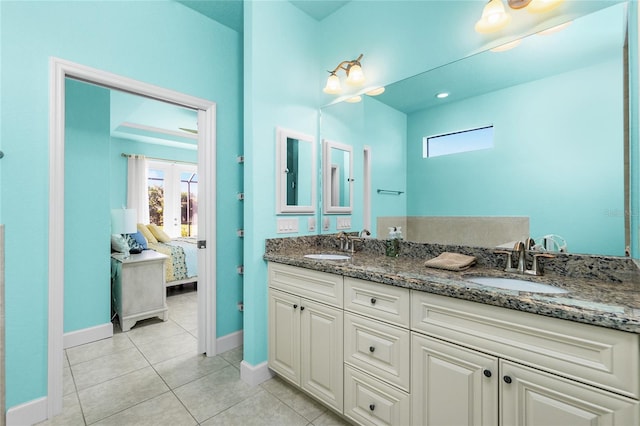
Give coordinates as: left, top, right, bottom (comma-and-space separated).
0, 0, 241, 409
406, 58, 624, 256
64, 80, 111, 333
243, 0, 320, 365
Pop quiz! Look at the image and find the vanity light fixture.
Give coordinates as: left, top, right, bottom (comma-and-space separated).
323, 54, 365, 94
366, 87, 385, 96
490, 38, 522, 52
537, 20, 572, 35
475, 0, 565, 34
475, 0, 511, 34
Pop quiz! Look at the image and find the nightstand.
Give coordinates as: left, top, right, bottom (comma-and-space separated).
111, 250, 169, 331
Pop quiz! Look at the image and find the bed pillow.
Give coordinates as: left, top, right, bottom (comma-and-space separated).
137, 223, 158, 243
148, 224, 172, 243
130, 231, 148, 250
124, 233, 146, 254
111, 234, 129, 253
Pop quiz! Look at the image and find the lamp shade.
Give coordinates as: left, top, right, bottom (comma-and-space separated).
111, 208, 137, 234
323, 73, 342, 94
346, 64, 365, 85
475, 0, 511, 33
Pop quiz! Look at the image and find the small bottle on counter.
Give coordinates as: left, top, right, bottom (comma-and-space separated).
386, 227, 401, 257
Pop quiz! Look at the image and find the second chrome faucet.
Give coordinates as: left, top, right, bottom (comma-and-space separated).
496, 238, 554, 276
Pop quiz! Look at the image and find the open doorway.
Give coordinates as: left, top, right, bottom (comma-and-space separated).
49, 58, 217, 418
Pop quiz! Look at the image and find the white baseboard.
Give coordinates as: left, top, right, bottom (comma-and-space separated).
63, 322, 113, 349
216, 330, 243, 354
6, 396, 47, 426
240, 360, 273, 387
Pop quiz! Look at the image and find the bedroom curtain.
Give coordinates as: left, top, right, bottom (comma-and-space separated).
127, 155, 150, 224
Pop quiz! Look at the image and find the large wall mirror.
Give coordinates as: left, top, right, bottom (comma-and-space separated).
319, 2, 629, 256
276, 127, 316, 214
323, 139, 353, 214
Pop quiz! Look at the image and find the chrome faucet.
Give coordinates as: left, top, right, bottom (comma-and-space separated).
337, 231, 348, 251
359, 229, 371, 238
496, 238, 554, 276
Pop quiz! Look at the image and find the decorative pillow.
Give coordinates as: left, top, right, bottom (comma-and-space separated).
130, 231, 148, 250
137, 223, 158, 243
147, 224, 172, 243
111, 234, 129, 253
124, 233, 144, 254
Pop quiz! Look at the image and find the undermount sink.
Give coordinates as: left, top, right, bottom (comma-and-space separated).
466, 277, 569, 294
304, 254, 351, 261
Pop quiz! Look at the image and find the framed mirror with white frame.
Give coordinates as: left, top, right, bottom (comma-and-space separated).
275, 127, 316, 214
323, 139, 353, 214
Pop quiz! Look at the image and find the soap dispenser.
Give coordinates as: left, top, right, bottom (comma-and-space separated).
386, 226, 400, 257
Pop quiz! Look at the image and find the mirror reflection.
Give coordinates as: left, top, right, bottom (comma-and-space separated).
323, 139, 353, 214
319, 3, 628, 256
276, 128, 316, 214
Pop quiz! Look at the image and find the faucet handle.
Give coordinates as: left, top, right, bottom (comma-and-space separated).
525, 253, 555, 276
495, 250, 517, 272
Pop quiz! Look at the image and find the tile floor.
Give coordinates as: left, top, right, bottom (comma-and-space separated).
38, 285, 352, 426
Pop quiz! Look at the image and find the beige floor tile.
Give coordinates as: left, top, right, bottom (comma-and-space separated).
126, 319, 187, 346
63, 366, 76, 396
169, 308, 198, 331
71, 347, 148, 390
78, 366, 169, 424
311, 409, 353, 426
35, 393, 85, 426
219, 345, 243, 369
261, 376, 327, 422
200, 388, 308, 426
92, 391, 196, 426
173, 365, 259, 422
136, 331, 197, 365
66, 333, 133, 365
153, 352, 231, 389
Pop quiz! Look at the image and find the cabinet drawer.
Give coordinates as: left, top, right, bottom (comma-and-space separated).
344, 277, 410, 327
344, 312, 410, 391
412, 291, 640, 398
344, 364, 410, 426
269, 263, 343, 308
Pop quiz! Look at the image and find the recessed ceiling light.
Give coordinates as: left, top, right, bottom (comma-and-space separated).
436, 92, 449, 99
366, 87, 385, 96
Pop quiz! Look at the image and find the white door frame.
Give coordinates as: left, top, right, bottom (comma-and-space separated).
48, 57, 217, 417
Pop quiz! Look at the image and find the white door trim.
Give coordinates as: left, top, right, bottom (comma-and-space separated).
48, 57, 217, 418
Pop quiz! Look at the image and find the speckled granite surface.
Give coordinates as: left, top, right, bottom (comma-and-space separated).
264, 235, 640, 334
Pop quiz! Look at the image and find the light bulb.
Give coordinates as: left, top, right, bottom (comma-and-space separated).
323, 73, 341, 94
346, 64, 365, 85
475, 0, 511, 34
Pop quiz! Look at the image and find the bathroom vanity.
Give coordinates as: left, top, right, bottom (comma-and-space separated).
265, 237, 640, 426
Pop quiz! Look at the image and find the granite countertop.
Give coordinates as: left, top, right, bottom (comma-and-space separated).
265, 244, 640, 335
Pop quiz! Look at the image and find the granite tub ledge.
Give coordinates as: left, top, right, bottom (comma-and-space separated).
264, 239, 640, 334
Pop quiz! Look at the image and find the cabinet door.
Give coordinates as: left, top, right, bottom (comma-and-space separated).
501, 360, 639, 426
412, 332, 498, 426
301, 298, 344, 412
268, 289, 301, 385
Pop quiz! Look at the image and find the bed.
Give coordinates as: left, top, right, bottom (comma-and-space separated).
147, 237, 198, 287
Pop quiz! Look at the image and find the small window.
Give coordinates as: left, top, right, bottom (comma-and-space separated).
423, 125, 494, 158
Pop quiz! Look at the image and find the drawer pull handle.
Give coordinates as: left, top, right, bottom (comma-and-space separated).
293, 304, 298, 309
369, 404, 375, 411
370, 297, 377, 304
300, 306, 305, 311
369, 346, 375, 353
503, 375, 512, 384
483, 369, 492, 378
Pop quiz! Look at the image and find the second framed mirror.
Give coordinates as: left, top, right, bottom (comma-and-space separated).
276, 127, 316, 214
323, 139, 353, 214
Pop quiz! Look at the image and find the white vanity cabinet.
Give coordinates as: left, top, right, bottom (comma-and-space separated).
411, 291, 640, 426
268, 263, 344, 412
343, 278, 411, 426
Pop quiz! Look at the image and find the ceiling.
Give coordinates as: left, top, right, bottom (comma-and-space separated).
175, 0, 349, 32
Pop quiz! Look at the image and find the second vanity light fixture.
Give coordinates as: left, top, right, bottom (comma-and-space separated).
323, 54, 365, 94
475, 0, 564, 33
